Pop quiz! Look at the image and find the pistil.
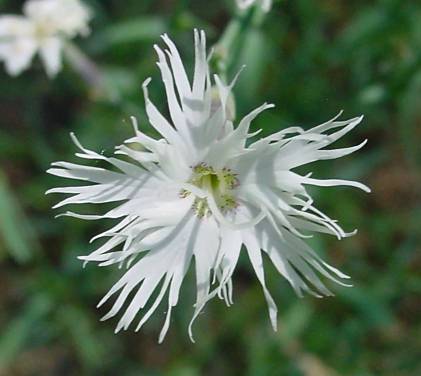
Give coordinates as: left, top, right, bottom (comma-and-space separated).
180, 164, 239, 218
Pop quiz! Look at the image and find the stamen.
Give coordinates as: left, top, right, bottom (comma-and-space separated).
180, 163, 239, 218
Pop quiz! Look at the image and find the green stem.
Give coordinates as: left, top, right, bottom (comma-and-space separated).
213, 5, 269, 79
63, 42, 118, 102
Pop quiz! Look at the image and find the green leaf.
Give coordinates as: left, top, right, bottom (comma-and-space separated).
95, 17, 167, 50
0, 171, 39, 263
278, 302, 314, 345
0, 295, 51, 371
58, 306, 108, 370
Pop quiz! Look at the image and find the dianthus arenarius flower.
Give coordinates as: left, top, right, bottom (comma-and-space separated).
48, 30, 370, 343
0, 0, 91, 77
236, 0, 272, 12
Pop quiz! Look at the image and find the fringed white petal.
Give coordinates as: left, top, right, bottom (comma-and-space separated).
142, 79, 185, 151
243, 231, 278, 331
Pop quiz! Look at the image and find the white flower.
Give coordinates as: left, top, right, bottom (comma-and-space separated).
48, 30, 370, 343
0, 0, 91, 77
236, 0, 272, 12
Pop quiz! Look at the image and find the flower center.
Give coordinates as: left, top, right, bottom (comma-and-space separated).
180, 164, 239, 218
34, 21, 58, 40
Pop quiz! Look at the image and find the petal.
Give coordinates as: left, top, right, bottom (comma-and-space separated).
188, 223, 242, 342
242, 230, 278, 331
39, 36, 62, 77
141, 79, 186, 152
191, 216, 220, 314
257, 219, 351, 297
97, 212, 199, 341
301, 176, 371, 193
0, 17, 37, 76
192, 29, 207, 99
0, 41, 37, 76
160, 33, 191, 103
262, 0, 272, 12
24, 0, 91, 37
154, 44, 189, 140
0, 16, 34, 36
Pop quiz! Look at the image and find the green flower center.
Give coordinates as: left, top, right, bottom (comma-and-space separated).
180, 164, 239, 218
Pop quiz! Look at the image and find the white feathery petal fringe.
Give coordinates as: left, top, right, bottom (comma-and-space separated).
48, 30, 370, 343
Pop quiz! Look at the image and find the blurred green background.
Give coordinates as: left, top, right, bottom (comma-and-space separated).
0, 0, 420, 375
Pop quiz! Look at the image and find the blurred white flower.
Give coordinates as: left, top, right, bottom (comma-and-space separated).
48, 30, 370, 342
236, 0, 272, 12
0, 0, 91, 77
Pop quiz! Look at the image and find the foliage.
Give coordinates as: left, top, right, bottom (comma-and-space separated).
0, 0, 420, 375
